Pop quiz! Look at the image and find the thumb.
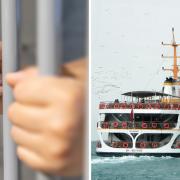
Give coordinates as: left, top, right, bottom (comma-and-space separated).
6, 67, 38, 88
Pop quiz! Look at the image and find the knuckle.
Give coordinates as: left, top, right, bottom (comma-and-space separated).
14, 83, 24, 100
8, 102, 17, 120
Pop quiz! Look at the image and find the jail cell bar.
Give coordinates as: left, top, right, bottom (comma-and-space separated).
2, 0, 21, 180
36, 0, 62, 179
1, 0, 62, 180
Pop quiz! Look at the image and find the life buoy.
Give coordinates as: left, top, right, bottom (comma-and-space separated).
142, 123, 148, 129
163, 104, 169, 109
155, 103, 161, 109
137, 103, 143, 109
177, 104, 180, 110
112, 142, 117, 148
130, 103, 135, 109
120, 103, 126, 109
146, 104, 152, 109
122, 142, 129, 148
99, 103, 106, 109
152, 142, 158, 148
102, 122, 109, 128
121, 121, 128, 128
113, 121, 119, 128
176, 142, 180, 148
114, 103, 120, 109
163, 122, 170, 129
151, 122, 158, 129
140, 142, 146, 148
173, 104, 178, 110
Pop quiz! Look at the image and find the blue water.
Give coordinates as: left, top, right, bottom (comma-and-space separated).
91, 142, 180, 180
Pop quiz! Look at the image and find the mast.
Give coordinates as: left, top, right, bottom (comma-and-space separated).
162, 28, 180, 80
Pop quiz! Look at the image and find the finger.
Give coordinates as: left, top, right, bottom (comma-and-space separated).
17, 146, 51, 172
17, 146, 61, 174
12, 126, 71, 158
13, 77, 61, 105
8, 102, 48, 131
0, 86, 2, 96
0, 42, 2, 73
11, 126, 41, 151
6, 67, 38, 88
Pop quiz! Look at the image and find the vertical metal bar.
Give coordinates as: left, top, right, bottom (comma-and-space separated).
1, 0, 21, 180
37, 0, 62, 180
37, 0, 62, 75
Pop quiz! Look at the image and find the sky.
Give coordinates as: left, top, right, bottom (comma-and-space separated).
91, 0, 180, 140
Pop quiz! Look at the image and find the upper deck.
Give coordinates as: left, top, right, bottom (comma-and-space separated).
99, 91, 180, 111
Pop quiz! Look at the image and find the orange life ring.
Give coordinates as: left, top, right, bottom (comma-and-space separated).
99, 103, 106, 109
176, 142, 180, 148
102, 122, 109, 128
152, 142, 158, 148
163, 122, 170, 129
122, 142, 129, 148
114, 103, 120, 109
142, 123, 148, 129
113, 121, 119, 128
163, 104, 169, 109
120, 103, 126, 109
121, 121, 128, 128
178, 104, 180, 110
130, 103, 135, 109
140, 142, 146, 148
151, 122, 158, 129
155, 103, 161, 109
112, 142, 117, 148
173, 104, 178, 110
137, 103, 143, 109
146, 104, 152, 109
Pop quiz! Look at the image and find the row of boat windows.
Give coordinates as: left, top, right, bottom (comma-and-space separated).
97, 133, 180, 149
104, 113, 178, 123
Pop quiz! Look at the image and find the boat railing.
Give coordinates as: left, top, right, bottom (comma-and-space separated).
97, 140, 180, 149
135, 141, 169, 148
99, 102, 180, 110
103, 141, 161, 148
97, 121, 177, 129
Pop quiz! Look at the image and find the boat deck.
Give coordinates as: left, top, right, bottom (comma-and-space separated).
99, 102, 180, 110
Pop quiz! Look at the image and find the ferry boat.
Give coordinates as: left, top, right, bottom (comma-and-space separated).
96, 28, 180, 157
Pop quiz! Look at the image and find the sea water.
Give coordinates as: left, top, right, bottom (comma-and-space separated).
91, 142, 180, 180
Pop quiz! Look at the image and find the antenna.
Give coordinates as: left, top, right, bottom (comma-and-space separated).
172, 27, 175, 44
162, 28, 180, 80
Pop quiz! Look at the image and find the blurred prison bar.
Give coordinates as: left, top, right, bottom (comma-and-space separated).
0, 0, 88, 179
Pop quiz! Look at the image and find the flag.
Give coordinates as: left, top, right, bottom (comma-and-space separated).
130, 108, 134, 122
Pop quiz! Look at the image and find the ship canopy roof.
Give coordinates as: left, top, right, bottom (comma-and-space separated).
122, 91, 180, 98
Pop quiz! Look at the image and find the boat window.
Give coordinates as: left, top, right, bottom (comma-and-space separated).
136, 133, 173, 148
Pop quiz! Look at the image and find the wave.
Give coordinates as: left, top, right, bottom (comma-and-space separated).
91, 155, 173, 164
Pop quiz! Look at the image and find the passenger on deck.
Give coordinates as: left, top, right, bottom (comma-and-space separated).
141, 98, 145, 103
114, 99, 119, 103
